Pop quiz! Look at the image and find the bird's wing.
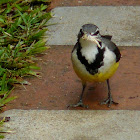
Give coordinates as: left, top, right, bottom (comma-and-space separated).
72, 42, 79, 53
112, 46, 121, 62
101, 35, 112, 40
102, 37, 121, 62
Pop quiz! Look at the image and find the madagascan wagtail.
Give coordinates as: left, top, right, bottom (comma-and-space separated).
69, 24, 121, 108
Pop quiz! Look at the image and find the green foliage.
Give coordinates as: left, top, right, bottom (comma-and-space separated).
0, 0, 52, 137
0, 117, 13, 139
0, 118, 5, 139
0, 0, 52, 109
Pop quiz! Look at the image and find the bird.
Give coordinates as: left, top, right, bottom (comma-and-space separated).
69, 24, 121, 108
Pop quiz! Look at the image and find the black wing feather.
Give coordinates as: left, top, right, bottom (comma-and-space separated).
101, 37, 121, 62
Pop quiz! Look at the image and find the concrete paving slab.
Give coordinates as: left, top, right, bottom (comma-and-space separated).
1, 109, 140, 140
47, 6, 140, 46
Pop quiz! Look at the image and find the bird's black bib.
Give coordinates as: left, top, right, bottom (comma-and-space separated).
77, 43, 105, 75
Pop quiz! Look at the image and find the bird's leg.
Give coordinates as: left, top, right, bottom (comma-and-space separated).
68, 82, 88, 108
101, 79, 118, 107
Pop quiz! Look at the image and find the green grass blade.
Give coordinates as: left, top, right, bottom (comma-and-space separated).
17, 10, 27, 25
0, 135, 4, 139
1, 74, 7, 91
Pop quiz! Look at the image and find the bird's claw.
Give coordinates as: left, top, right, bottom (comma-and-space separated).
100, 97, 118, 107
67, 100, 88, 109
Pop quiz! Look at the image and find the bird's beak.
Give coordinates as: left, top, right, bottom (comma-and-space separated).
82, 34, 101, 48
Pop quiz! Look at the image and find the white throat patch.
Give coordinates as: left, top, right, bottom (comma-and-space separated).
79, 38, 99, 64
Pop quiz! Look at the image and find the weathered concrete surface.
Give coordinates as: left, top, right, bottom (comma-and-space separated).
1, 110, 140, 140
47, 6, 140, 46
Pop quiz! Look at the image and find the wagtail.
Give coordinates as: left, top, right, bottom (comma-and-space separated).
69, 24, 121, 108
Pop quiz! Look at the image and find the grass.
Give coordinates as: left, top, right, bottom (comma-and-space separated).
0, 118, 6, 139
0, 0, 52, 138
0, 117, 11, 138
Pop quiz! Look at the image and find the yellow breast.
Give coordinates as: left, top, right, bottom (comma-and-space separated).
73, 62, 119, 82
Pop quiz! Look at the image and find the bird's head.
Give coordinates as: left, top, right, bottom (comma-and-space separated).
78, 24, 102, 48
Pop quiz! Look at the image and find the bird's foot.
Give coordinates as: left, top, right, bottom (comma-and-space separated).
67, 100, 88, 109
100, 96, 118, 107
